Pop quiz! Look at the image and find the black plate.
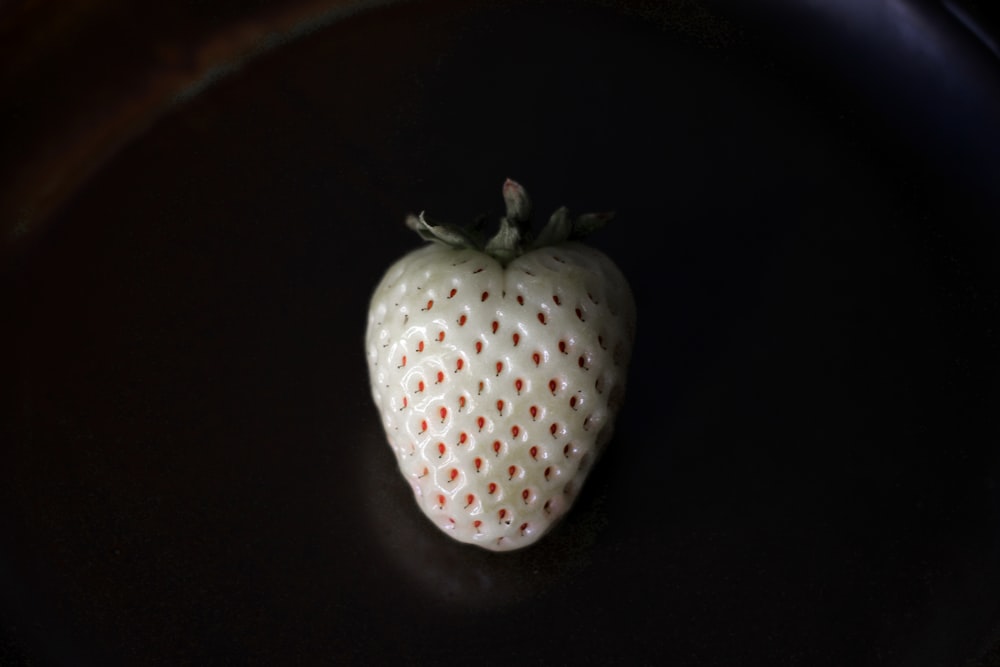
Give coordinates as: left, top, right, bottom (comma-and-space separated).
3, 1, 1000, 664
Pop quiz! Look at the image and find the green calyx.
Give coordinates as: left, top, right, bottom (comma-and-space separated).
405, 179, 614, 266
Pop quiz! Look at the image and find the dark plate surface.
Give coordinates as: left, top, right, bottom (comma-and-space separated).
3, 1, 1000, 665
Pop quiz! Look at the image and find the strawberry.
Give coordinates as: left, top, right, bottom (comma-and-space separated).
365, 179, 636, 551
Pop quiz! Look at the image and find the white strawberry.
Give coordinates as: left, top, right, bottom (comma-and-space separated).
365, 180, 636, 551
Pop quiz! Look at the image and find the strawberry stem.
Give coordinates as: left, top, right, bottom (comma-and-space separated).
405, 180, 613, 265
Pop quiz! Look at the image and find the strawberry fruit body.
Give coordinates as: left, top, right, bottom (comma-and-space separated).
365, 180, 636, 551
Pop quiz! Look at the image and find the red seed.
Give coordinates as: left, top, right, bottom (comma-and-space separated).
477, 416, 486, 431
511, 425, 520, 438
438, 442, 446, 456
516, 295, 524, 305
456, 358, 465, 371
475, 341, 483, 354
514, 378, 523, 394
544, 466, 552, 480
532, 352, 541, 366
521, 489, 530, 502
496, 400, 504, 414
548, 379, 558, 394
492, 321, 499, 334
537, 312, 546, 325
496, 361, 503, 375
498, 508, 507, 520
466, 494, 475, 507
437, 371, 445, 383
425, 300, 434, 310
474, 457, 483, 471
418, 341, 425, 352
417, 380, 425, 392
529, 446, 538, 459
529, 406, 539, 420
458, 314, 467, 326
449, 288, 457, 298
492, 440, 501, 455
569, 395, 577, 408
438, 331, 445, 342
474, 520, 482, 529
553, 295, 561, 305
481, 291, 489, 301
512, 332, 520, 346
458, 395, 466, 409
575, 308, 584, 321
559, 341, 567, 354
458, 432, 468, 445
440, 407, 448, 421
508, 465, 517, 479
489, 483, 498, 494
520, 522, 528, 532
437, 494, 445, 506
550, 423, 558, 437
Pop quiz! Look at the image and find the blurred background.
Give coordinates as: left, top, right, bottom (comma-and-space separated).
2, 1, 1000, 665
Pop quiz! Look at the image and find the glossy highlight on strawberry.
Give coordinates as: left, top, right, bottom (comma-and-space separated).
365, 180, 636, 551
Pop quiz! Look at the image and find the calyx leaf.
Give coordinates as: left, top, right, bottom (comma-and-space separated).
405, 180, 612, 265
